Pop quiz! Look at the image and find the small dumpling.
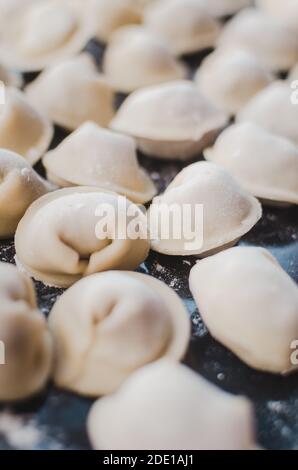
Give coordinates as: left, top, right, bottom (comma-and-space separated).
237, 81, 298, 146
0, 149, 51, 239
0, 63, 22, 88
0, 87, 53, 165
195, 48, 274, 115
102, 26, 187, 93
42, 122, 157, 204
15, 187, 150, 288
90, 0, 142, 43
189, 247, 298, 374
199, 0, 253, 18
204, 123, 298, 205
110, 80, 229, 160
48, 272, 190, 396
0, 262, 52, 401
0, 0, 97, 71
88, 360, 256, 450
218, 8, 298, 72
148, 162, 262, 256
25, 54, 114, 132
144, 0, 221, 56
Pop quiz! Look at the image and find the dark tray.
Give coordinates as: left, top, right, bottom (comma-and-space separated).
0, 40, 297, 451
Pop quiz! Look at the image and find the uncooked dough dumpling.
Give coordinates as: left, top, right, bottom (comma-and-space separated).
48, 272, 190, 396
205, 123, 298, 205
0, 87, 53, 165
195, 48, 274, 115
88, 360, 256, 450
189, 247, 298, 374
148, 162, 262, 256
90, 0, 142, 43
15, 187, 150, 288
218, 8, 298, 72
103, 26, 187, 93
237, 81, 298, 146
110, 81, 229, 160
42, 122, 157, 204
199, 0, 253, 18
25, 54, 114, 132
144, 0, 221, 56
0, 0, 97, 71
0, 149, 51, 239
0, 262, 52, 401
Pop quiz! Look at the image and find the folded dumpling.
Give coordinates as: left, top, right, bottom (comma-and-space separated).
195, 48, 274, 115
0, 149, 51, 238
0, 87, 53, 165
189, 247, 298, 374
205, 123, 298, 205
0, 262, 52, 401
102, 26, 187, 93
88, 360, 256, 450
15, 187, 150, 288
90, 0, 142, 43
237, 81, 298, 146
42, 122, 156, 204
25, 54, 114, 132
218, 8, 298, 72
198, 0, 253, 18
48, 272, 190, 396
144, 0, 221, 56
0, 0, 97, 71
110, 81, 229, 160
148, 162, 262, 256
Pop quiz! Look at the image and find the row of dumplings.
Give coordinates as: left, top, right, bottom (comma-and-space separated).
1, 242, 298, 449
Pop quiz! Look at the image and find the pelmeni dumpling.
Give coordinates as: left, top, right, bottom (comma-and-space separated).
15, 187, 150, 288
102, 26, 187, 93
218, 8, 298, 72
0, 87, 53, 165
25, 54, 114, 132
42, 122, 157, 204
204, 123, 298, 205
88, 360, 256, 450
0, 63, 22, 88
0, 262, 52, 401
110, 81, 229, 160
148, 162, 262, 256
0, 150, 51, 239
90, 0, 142, 43
144, 0, 221, 56
198, 0, 253, 18
0, 0, 97, 72
237, 81, 298, 146
189, 247, 298, 374
195, 48, 274, 115
49, 272, 190, 396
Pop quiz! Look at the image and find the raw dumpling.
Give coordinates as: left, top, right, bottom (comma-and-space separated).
88, 360, 256, 450
0, 87, 53, 165
42, 122, 157, 204
237, 81, 298, 146
102, 26, 187, 93
15, 187, 150, 288
195, 48, 274, 115
144, 0, 221, 56
148, 162, 262, 256
0, 0, 97, 71
0, 262, 52, 401
25, 54, 114, 132
218, 8, 298, 72
0, 63, 22, 88
204, 123, 298, 205
48, 272, 190, 396
198, 0, 253, 18
90, 0, 142, 43
0, 149, 51, 239
189, 247, 298, 374
110, 81, 229, 160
